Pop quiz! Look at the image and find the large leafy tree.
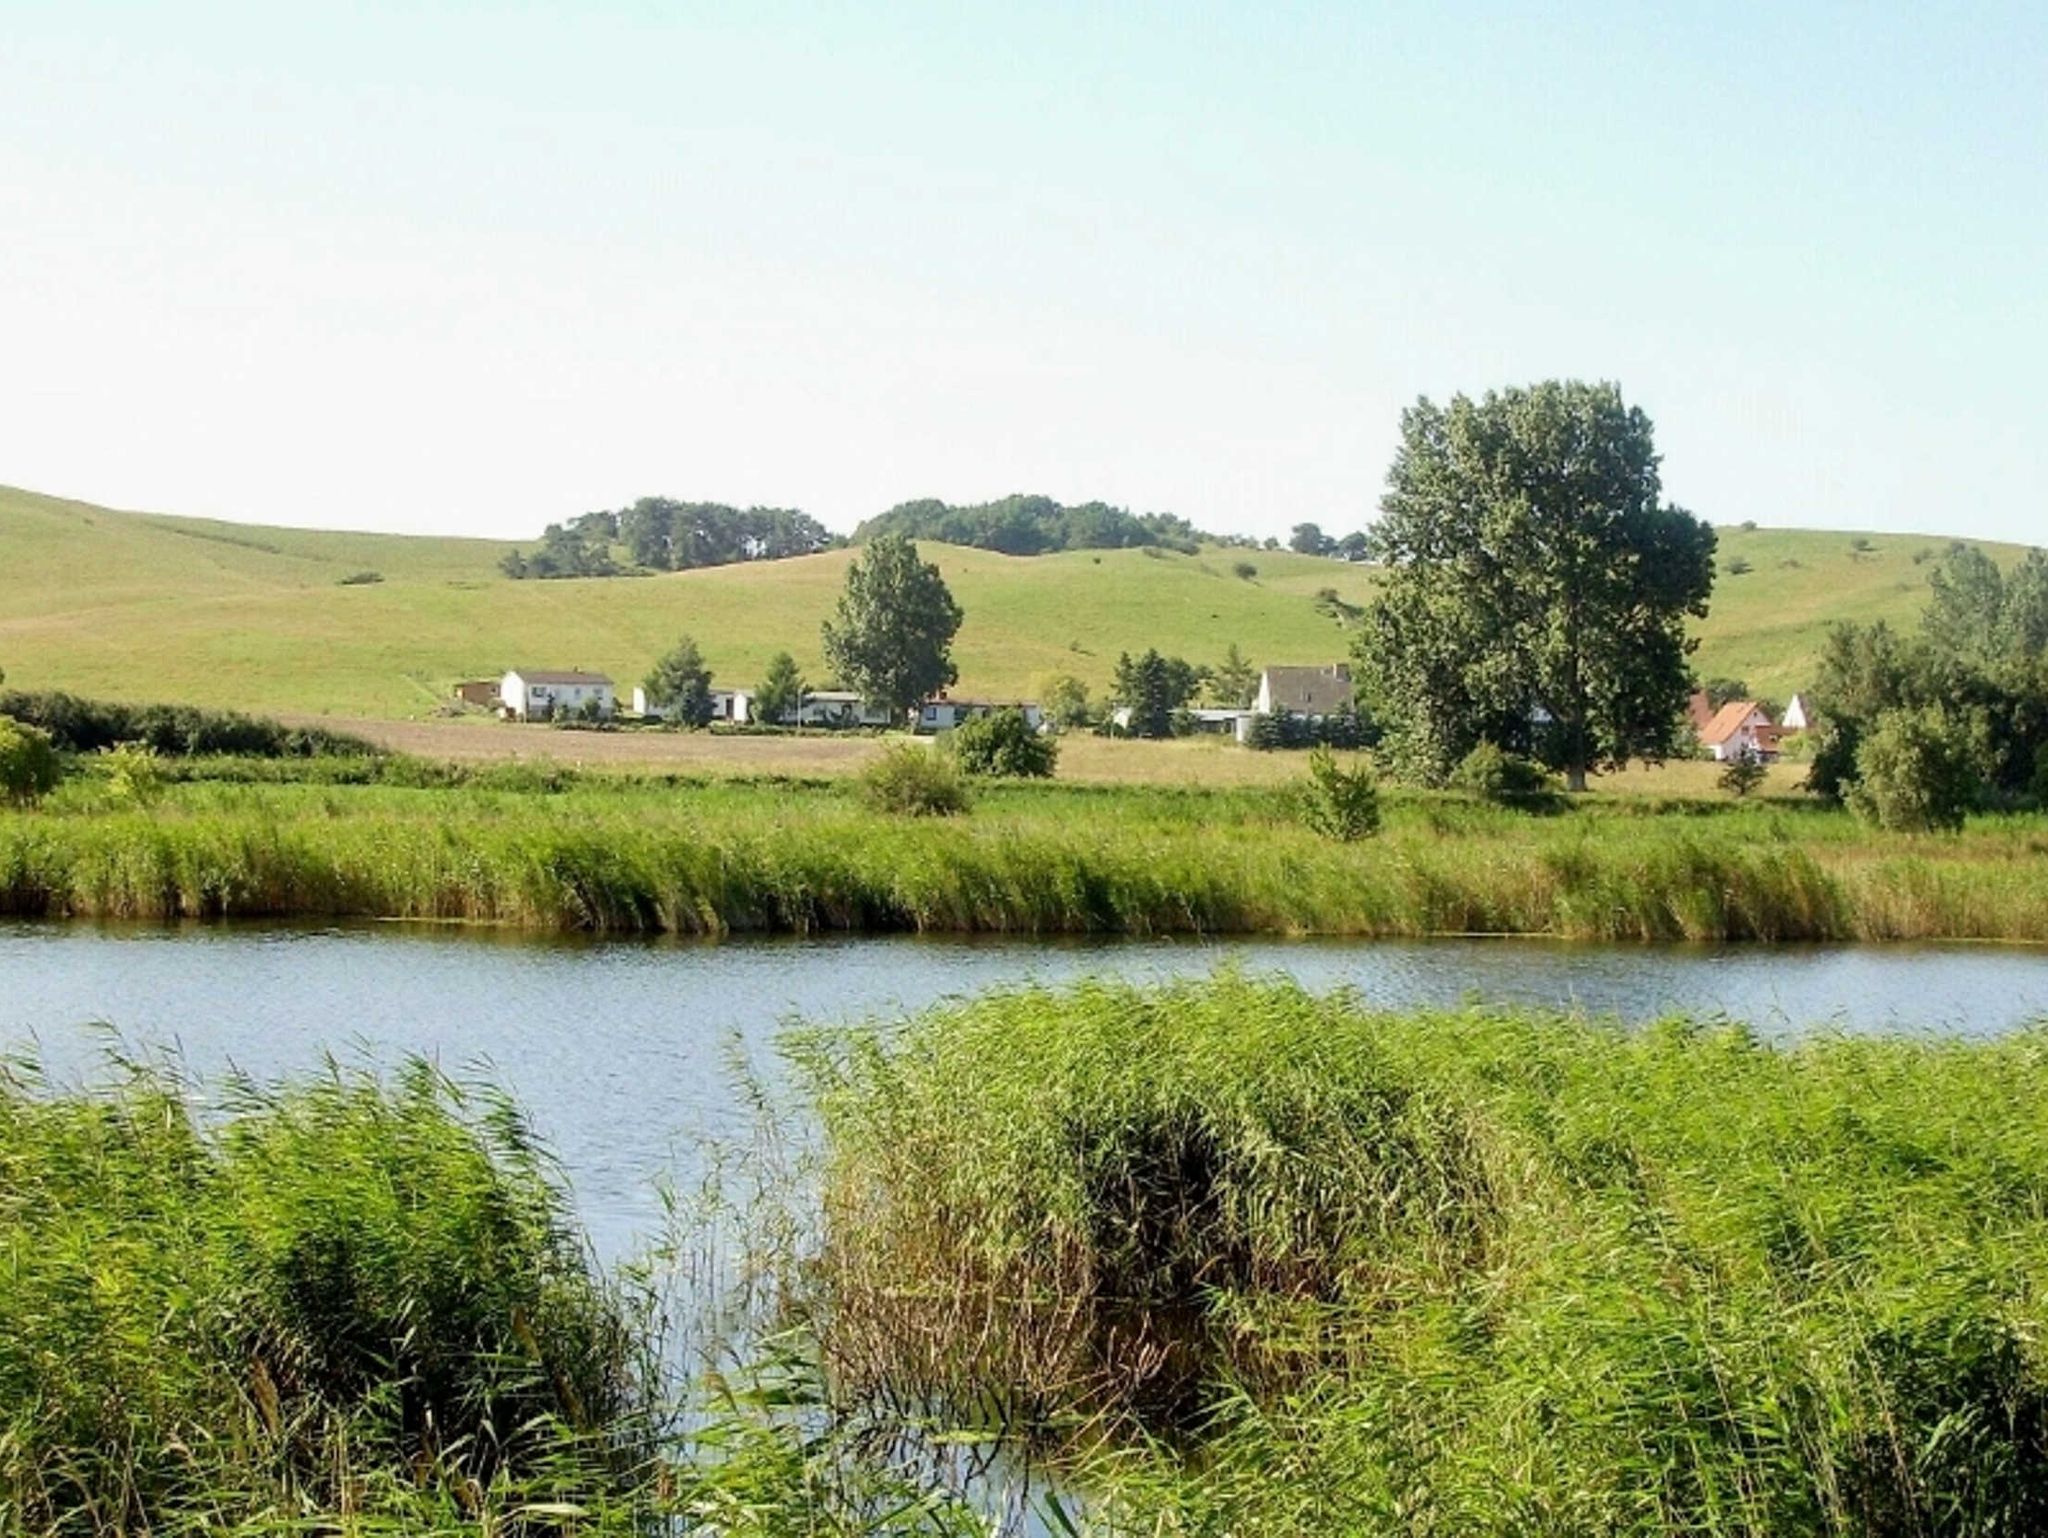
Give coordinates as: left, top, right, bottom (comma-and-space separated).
820, 535, 963, 718
642, 634, 714, 727
1359, 381, 1716, 790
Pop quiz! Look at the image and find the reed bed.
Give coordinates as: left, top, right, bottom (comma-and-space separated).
798, 975, 2048, 1535
0, 1057, 656, 1534
2, 774, 2046, 941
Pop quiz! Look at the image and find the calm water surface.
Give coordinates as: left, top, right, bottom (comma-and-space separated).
5, 922, 2047, 1256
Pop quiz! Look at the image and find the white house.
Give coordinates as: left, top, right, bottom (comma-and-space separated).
1253, 664, 1353, 719
1698, 700, 1781, 762
501, 669, 615, 722
631, 686, 755, 723
917, 696, 1045, 733
1781, 693, 1812, 732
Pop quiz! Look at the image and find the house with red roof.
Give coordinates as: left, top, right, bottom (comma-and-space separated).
1698, 700, 1781, 762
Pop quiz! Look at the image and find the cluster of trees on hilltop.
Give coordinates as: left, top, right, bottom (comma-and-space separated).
853, 495, 1209, 556
501, 498, 837, 579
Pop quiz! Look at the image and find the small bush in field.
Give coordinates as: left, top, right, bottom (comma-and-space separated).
1718, 747, 1768, 799
859, 744, 971, 816
100, 741, 167, 805
1296, 748, 1381, 840
0, 716, 62, 805
949, 708, 1057, 778
1450, 741, 1554, 805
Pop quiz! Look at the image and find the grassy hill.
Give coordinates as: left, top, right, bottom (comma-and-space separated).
0, 484, 2031, 719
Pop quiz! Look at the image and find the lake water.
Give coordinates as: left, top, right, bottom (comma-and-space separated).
5, 921, 2048, 1258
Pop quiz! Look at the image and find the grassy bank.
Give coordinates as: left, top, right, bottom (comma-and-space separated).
3, 770, 2047, 941
799, 975, 2048, 1534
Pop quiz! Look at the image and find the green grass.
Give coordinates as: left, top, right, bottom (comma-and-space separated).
3, 767, 2047, 941
4, 483, 2032, 717
796, 974, 2048, 1534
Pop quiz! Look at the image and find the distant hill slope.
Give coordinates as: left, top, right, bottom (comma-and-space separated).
0, 485, 2031, 718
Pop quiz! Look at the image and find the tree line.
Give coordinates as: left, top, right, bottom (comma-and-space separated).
500, 498, 837, 579
853, 494, 1210, 556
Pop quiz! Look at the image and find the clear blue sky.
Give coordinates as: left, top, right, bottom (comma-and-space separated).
4, 1, 2043, 543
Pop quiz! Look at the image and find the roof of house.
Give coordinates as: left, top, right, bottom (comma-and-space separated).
1686, 689, 1716, 731
1261, 664, 1353, 714
510, 669, 614, 686
1699, 699, 1769, 746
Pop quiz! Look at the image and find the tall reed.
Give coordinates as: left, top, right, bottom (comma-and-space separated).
796, 975, 2048, 1534
0, 1057, 654, 1533
4, 776, 2046, 941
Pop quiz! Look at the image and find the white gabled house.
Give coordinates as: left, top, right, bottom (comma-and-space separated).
501, 669, 615, 722
1781, 693, 1812, 732
1698, 700, 1781, 762
1253, 664, 1353, 718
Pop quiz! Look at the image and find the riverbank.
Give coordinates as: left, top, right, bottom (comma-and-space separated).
13, 979, 2048, 1534
2, 770, 2045, 941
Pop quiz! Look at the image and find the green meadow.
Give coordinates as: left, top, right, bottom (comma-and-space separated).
2, 483, 2030, 718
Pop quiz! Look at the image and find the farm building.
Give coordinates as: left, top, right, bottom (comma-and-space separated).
632, 686, 755, 723
1781, 693, 1813, 731
917, 695, 1045, 733
451, 679, 499, 708
501, 669, 615, 722
787, 691, 895, 728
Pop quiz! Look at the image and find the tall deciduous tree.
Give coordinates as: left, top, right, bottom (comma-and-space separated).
642, 635, 714, 726
1359, 381, 1716, 790
754, 651, 805, 726
821, 535, 963, 718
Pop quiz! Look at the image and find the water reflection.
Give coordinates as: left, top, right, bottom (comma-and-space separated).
4, 922, 2046, 1259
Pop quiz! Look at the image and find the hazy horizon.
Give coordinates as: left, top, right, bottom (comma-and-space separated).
6, 2, 2044, 547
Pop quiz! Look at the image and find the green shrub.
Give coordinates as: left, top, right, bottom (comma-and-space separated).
1450, 740, 1554, 804
0, 715, 61, 805
1848, 705, 1976, 831
858, 743, 971, 816
0, 689, 376, 758
99, 740, 166, 805
948, 707, 1056, 778
1718, 745, 1767, 798
1295, 747, 1380, 840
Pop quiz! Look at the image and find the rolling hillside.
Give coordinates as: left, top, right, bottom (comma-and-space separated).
0, 484, 2030, 719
